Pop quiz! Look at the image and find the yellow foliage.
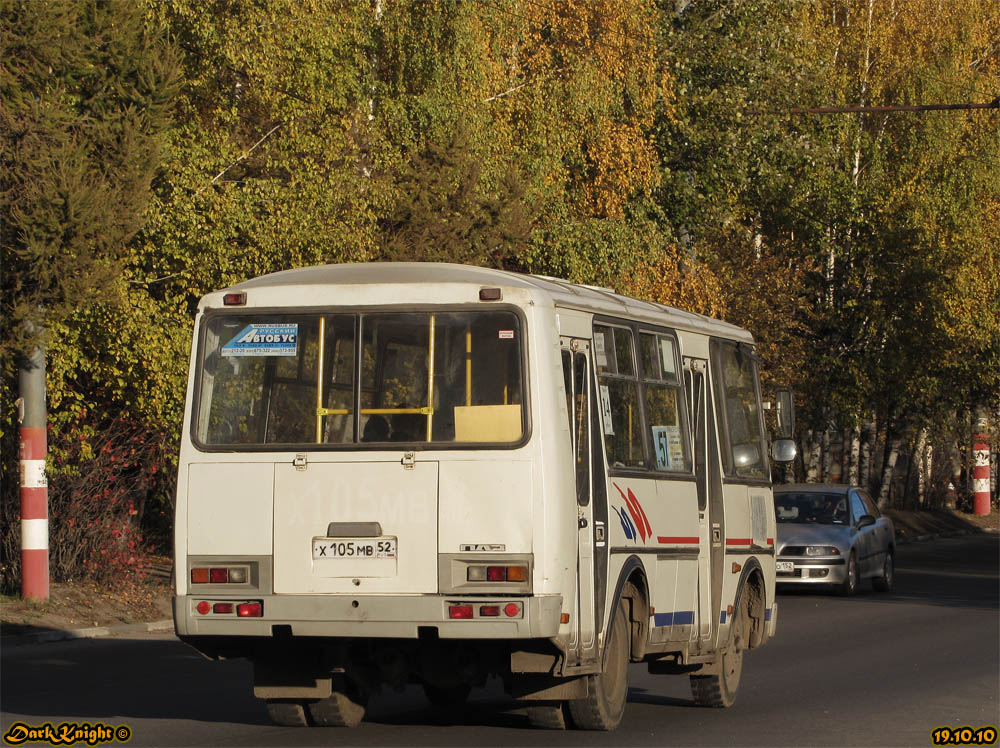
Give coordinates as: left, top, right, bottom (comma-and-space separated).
619, 246, 727, 319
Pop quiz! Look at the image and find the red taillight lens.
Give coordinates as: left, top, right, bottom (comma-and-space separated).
479, 605, 500, 617
223, 293, 246, 306
209, 568, 228, 584
213, 603, 234, 614
236, 602, 262, 617
196, 601, 211, 615
504, 603, 521, 618
191, 568, 209, 584
486, 566, 506, 582
449, 605, 474, 619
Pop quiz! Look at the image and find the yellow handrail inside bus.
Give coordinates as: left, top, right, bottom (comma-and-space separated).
315, 316, 326, 443
426, 315, 436, 440
465, 327, 472, 407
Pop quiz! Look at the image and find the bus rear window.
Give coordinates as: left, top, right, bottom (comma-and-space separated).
194, 310, 524, 447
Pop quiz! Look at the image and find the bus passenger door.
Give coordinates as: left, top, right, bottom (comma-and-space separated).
561, 340, 599, 665
684, 358, 714, 642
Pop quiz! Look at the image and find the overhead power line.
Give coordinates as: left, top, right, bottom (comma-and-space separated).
749, 100, 999, 116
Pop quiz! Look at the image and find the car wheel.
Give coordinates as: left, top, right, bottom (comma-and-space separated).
567, 595, 630, 730
690, 593, 746, 708
266, 700, 310, 727
873, 551, 894, 592
838, 550, 858, 596
307, 676, 368, 727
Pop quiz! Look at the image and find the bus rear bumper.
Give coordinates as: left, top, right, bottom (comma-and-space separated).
173, 593, 563, 640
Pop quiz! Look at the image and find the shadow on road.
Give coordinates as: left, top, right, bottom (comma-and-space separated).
1, 639, 265, 725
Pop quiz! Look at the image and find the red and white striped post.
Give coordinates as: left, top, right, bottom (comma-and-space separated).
19, 338, 48, 601
973, 433, 991, 516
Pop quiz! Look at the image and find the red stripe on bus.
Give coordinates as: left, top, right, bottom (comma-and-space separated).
656, 536, 699, 545
726, 538, 752, 546
629, 487, 653, 539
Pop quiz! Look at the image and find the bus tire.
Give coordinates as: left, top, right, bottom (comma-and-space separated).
265, 700, 310, 727
690, 594, 746, 708
307, 676, 367, 727
525, 702, 570, 729
424, 683, 471, 707
567, 597, 629, 730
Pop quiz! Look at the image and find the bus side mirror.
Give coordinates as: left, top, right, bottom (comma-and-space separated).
770, 438, 797, 463
775, 389, 795, 439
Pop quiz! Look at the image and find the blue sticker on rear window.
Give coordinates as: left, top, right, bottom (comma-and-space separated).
221, 324, 298, 357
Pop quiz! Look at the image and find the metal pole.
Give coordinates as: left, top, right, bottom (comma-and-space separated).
973, 429, 991, 516
19, 328, 48, 601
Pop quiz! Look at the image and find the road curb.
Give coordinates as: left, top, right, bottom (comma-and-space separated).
2, 619, 173, 647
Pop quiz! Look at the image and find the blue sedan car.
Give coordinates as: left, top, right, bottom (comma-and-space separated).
774, 484, 895, 595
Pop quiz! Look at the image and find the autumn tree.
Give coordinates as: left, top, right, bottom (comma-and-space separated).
0, 0, 179, 590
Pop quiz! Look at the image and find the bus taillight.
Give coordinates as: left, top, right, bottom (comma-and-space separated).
237, 602, 263, 617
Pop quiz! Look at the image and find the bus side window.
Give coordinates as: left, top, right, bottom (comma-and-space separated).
711, 340, 768, 479
640, 332, 690, 473
594, 325, 644, 469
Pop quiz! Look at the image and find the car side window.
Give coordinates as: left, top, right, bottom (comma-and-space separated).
850, 492, 868, 524
859, 490, 880, 517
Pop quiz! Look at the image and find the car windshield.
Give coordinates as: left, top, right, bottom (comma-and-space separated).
775, 492, 849, 525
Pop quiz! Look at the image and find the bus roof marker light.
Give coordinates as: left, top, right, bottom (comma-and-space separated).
223, 293, 246, 306
479, 288, 502, 301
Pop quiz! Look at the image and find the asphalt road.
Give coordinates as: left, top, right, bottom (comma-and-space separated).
2, 535, 997, 747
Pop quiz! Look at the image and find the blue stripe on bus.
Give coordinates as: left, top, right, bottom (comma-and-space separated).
720, 610, 727, 624
652, 611, 695, 627
765, 608, 772, 621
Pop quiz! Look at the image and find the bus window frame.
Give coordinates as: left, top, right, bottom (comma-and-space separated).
709, 337, 772, 485
190, 303, 533, 453
592, 315, 695, 482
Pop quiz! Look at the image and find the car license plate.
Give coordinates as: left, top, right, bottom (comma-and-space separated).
312, 538, 397, 560
776, 561, 794, 573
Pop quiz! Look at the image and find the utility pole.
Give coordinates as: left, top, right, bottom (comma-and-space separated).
18, 324, 48, 601
972, 409, 991, 516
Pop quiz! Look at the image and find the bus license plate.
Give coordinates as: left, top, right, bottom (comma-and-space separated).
776, 561, 794, 573
313, 538, 397, 560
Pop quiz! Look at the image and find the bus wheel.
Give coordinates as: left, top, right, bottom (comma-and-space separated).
265, 700, 310, 727
424, 683, 471, 707
567, 597, 630, 730
690, 596, 746, 708
307, 676, 368, 727
526, 702, 570, 729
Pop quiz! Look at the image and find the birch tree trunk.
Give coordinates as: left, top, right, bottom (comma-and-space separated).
806, 430, 822, 483
877, 435, 902, 509
822, 428, 833, 482
844, 426, 861, 485
859, 420, 874, 491
914, 427, 929, 506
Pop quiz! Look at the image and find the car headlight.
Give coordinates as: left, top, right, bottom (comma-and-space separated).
805, 546, 840, 556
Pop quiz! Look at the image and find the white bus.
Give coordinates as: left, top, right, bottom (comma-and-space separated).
173, 262, 795, 730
